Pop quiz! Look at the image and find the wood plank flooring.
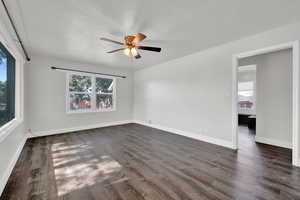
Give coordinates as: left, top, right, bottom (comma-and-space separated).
1, 124, 300, 200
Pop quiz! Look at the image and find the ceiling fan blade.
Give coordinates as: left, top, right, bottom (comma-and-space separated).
100, 37, 124, 45
132, 33, 147, 45
135, 53, 142, 59
106, 48, 125, 53
136, 46, 161, 52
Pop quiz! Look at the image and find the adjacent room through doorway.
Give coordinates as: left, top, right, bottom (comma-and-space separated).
237, 48, 293, 164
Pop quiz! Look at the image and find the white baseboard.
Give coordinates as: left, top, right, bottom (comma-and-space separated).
0, 135, 27, 196
294, 157, 300, 167
255, 136, 292, 149
28, 120, 133, 138
134, 120, 234, 149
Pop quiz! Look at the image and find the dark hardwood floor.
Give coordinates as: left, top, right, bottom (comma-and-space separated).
1, 124, 300, 200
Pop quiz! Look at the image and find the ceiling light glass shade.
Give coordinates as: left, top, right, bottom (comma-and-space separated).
124, 48, 131, 56
131, 48, 138, 56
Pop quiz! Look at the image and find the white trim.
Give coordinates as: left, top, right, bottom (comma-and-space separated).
134, 120, 235, 149
67, 108, 116, 114
28, 120, 132, 138
0, 119, 23, 143
232, 56, 238, 150
255, 136, 292, 149
0, 135, 27, 196
236, 42, 295, 59
66, 72, 116, 114
292, 41, 300, 167
238, 65, 257, 72
232, 41, 300, 167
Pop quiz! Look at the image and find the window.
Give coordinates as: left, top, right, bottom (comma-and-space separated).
238, 81, 255, 111
67, 73, 116, 113
96, 77, 114, 110
0, 42, 15, 127
69, 74, 92, 111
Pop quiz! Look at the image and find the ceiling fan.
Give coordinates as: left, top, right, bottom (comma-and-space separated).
100, 33, 161, 59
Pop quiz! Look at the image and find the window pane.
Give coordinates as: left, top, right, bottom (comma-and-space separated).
96, 94, 113, 109
0, 42, 15, 127
70, 94, 91, 111
238, 91, 254, 109
96, 77, 113, 93
69, 74, 92, 92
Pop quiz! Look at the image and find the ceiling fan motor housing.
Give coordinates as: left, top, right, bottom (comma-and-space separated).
125, 36, 135, 46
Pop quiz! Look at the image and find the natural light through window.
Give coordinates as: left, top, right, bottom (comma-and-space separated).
51, 141, 123, 197
67, 73, 116, 113
0, 42, 15, 128
238, 81, 255, 112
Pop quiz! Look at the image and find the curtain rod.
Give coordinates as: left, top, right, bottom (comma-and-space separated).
1, 0, 30, 61
51, 66, 127, 78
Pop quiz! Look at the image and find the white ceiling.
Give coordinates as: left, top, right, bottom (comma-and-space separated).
4, 0, 300, 69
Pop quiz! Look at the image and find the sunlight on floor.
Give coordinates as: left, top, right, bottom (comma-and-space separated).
51, 141, 124, 196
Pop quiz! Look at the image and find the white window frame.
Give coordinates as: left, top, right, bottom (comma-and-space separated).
66, 72, 116, 114
0, 33, 24, 143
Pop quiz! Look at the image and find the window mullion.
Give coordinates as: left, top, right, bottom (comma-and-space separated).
98, 92, 113, 95
69, 92, 90, 95
92, 75, 96, 111
113, 78, 116, 110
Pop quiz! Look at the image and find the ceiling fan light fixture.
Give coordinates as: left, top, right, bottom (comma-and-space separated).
131, 48, 138, 57
124, 47, 138, 57
124, 48, 131, 56
101, 33, 161, 59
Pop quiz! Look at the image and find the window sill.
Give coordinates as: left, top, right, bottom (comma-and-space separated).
0, 118, 23, 143
67, 108, 116, 114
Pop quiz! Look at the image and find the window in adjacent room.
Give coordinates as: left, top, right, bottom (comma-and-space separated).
238, 81, 255, 111
67, 73, 116, 113
0, 42, 15, 127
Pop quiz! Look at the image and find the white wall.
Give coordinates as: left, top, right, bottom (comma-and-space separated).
239, 49, 292, 148
25, 55, 134, 136
133, 22, 300, 160
238, 67, 256, 83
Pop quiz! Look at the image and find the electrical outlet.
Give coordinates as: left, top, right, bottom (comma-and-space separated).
148, 120, 152, 124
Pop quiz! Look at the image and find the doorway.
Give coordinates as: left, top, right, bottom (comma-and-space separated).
232, 41, 300, 167
237, 65, 257, 151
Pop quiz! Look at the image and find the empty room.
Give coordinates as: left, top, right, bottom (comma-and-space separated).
1, 0, 300, 199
